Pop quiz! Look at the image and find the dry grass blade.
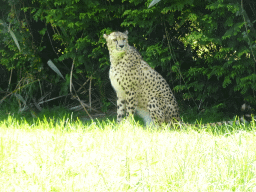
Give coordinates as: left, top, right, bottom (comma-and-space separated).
33, 98, 42, 112
70, 82, 93, 120
14, 93, 26, 105
47, 59, 65, 80
0, 93, 11, 105
38, 92, 51, 102
37, 94, 70, 106
7, 69, 13, 92
0, 85, 33, 105
148, 0, 161, 8
76, 95, 93, 120
89, 76, 92, 111
18, 94, 69, 113
69, 100, 99, 113
70, 58, 75, 94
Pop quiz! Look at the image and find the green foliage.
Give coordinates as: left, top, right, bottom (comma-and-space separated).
0, 0, 256, 115
178, 0, 256, 106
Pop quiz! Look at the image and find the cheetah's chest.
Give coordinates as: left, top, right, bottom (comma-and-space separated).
109, 64, 139, 97
109, 66, 126, 97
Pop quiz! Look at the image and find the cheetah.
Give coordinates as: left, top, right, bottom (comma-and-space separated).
103, 31, 255, 127
104, 30, 180, 126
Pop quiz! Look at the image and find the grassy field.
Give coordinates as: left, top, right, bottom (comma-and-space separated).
0, 112, 256, 191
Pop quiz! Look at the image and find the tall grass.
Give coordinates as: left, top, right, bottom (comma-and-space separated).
0, 115, 256, 191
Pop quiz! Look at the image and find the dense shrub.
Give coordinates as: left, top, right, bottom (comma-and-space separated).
0, 0, 255, 114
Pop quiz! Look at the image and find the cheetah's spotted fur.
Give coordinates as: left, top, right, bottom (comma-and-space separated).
104, 30, 180, 125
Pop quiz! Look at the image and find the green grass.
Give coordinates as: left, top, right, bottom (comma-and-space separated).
0, 111, 256, 192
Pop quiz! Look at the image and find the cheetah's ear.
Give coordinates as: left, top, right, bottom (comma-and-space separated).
124, 30, 128, 35
103, 34, 108, 39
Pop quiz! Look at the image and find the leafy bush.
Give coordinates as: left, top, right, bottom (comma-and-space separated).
0, 0, 255, 116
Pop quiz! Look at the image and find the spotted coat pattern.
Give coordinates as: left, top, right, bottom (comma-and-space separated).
103, 31, 180, 125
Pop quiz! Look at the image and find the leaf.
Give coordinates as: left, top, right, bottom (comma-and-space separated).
39, 28, 47, 35
47, 59, 65, 80
148, 0, 161, 8
9, 27, 21, 52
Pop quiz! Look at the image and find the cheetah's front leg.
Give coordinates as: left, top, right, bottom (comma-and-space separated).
125, 90, 137, 119
117, 97, 126, 123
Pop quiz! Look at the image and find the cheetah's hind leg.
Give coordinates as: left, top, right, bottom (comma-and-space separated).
165, 104, 181, 128
146, 100, 165, 126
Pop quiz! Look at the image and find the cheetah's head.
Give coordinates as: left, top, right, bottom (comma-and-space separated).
103, 30, 129, 53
